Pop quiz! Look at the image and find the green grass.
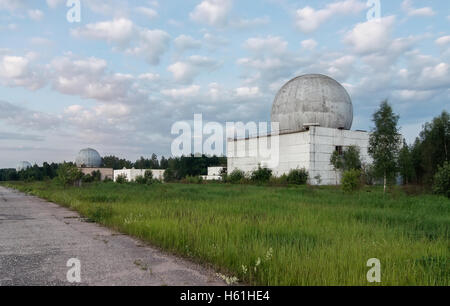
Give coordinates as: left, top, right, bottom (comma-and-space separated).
3, 181, 449, 285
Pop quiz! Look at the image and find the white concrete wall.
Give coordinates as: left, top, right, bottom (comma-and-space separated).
227, 126, 371, 185
308, 127, 371, 185
113, 169, 165, 182
208, 167, 224, 176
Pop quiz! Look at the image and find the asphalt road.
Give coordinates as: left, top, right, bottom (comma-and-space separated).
0, 186, 224, 286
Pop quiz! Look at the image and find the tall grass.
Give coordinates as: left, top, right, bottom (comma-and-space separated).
4, 181, 449, 285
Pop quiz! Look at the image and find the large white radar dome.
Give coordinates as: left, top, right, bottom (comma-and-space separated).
75, 148, 102, 168
16, 161, 32, 172
271, 74, 353, 133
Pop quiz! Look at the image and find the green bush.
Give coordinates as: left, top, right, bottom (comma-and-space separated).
56, 163, 83, 187
251, 166, 272, 183
144, 170, 154, 183
433, 162, 450, 198
228, 169, 245, 184
82, 174, 94, 183
183, 175, 204, 184
269, 174, 288, 186
342, 169, 362, 193
287, 168, 308, 185
135, 175, 147, 184
164, 168, 176, 182
115, 174, 127, 184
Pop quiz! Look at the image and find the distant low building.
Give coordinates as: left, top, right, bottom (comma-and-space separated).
201, 167, 225, 181
79, 168, 113, 181
113, 168, 165, 182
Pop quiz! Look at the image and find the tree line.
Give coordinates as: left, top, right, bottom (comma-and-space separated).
0, 155, 226, 182
330, 100, 449, 195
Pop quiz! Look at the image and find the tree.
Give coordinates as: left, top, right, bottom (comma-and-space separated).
433, 161, 450, 198
330, 145, 362, 184
398, 139, 414, 185
342, 169, 362, 193
411, 111, 450, 185
250, 165, 272, 183
368, 100, 401, 193
102, 155, 133, 169
330, 150, 344, 184
151, 153, 159, 169
57, 163, 83, 187
160, 156, 169, 169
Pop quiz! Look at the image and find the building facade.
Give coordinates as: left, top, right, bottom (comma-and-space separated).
227, 126, 371, 185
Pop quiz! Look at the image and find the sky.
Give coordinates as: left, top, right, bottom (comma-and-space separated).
0, 0, 449, 168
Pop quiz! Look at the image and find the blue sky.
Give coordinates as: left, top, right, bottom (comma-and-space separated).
0, 0, 449, 168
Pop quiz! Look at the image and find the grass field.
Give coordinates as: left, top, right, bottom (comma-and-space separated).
3, 181, 449, 285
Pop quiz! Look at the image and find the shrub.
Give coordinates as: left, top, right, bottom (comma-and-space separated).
144, 170, 153, 183
183, 175, 204, 184
91, 170, 102, 181
251, 166, 272, 183
269, 174, 288, 186
287, 168, 308, 185
228, 169, 245, 184
135, 175, 147, 184
56, 163, 83, 187
342, 169, 362, 193
82, 174, 94, 183
433, 162, 450, 198
164, 168, 176, 182
116, 174, 127, 184
220, 168, 228, 182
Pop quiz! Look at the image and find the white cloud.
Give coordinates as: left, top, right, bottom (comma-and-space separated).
168, 56, 219, 84
0, 54, 44, 90
28, 9, 44, 21
0, 0, 25, 11
124, 28, 170, 65
436, 35, 450, 46
235, 87, 261, 98
135, 7, 158, 19
295, 0, 366, 33
138, 73, 160, 82
161, 85, 201, 99
301, 39, 318, 50
402, 0, 435, 17
50, 55, 135, 101
393, 89, 436, 101
190, 0, 232, 27
244, 36, 288, 54
344, 16, 396, 54
72, 18, 134, 45
0, 56, 29, 78
230, 16, 270, 29
46, 0, 63, 8
72, 18, 170, 65
174, 35, 202, 52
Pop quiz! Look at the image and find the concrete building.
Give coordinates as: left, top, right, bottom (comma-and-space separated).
79, 168, 114, 181
201, 167, 225, 181
113, 168, 165, 182
227, 74, 371, 185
